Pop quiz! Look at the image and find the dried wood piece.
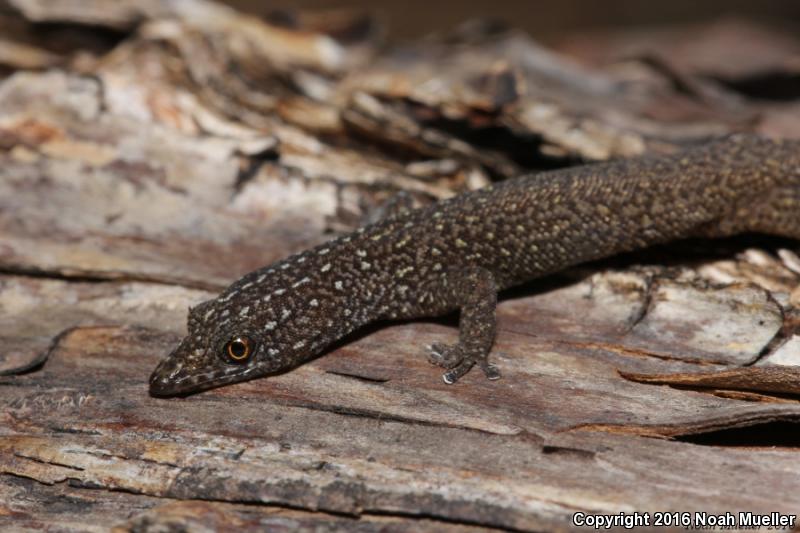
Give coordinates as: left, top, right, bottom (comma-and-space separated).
2, 477, 482, 533
0, 334, 54, 375
0, 61, 485, 288
117, 500, 488, 533
7, 0, 158, 29
623, 279, 781, 365
501, 269, 782, 366
557, 17, 800, 80
0, 275, 209, 374
0, 9, 126, 73
6, 321, 800, 530
621, 366, 800, 396
1, 476, 158, 532
3, 1, 800, 530
340, 24, 743, 166
9, 0, 377, 62
0, 38, 60, 70
758, 102, 800, 140
556, 18, 800, 140
0, 71, 330, 287
763, 334, 800, 366
342, 91, 524, 177
698, 248, 800, 294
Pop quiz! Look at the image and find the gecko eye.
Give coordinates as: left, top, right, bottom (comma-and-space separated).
225, 336, 254, 363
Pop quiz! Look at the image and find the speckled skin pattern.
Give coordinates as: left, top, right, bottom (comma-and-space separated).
150, 135, 800, 396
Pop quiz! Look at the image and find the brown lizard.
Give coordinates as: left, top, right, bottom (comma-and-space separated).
150, 134, 800, 396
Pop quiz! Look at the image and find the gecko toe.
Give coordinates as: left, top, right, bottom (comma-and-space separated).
442, 359, 475, 384
481, 363, 501, 380
427, 342, 463, 368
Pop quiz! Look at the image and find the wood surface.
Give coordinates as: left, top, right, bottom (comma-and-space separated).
2, 1, 800, 531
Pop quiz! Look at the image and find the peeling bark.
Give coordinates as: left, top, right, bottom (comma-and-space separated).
2, 1, 800, 531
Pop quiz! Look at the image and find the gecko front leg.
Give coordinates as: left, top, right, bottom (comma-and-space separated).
426, 266, 502, 384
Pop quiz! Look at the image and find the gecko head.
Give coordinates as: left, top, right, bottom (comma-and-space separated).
149, 266, 328, 397
148, 319, 267, 397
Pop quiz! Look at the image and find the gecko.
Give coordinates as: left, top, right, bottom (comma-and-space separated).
149, 134, 800, 396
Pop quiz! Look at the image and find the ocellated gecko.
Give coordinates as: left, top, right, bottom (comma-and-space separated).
150, 135, 800, 396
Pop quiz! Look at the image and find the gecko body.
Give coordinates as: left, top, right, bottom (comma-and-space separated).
150, 135, 800, 396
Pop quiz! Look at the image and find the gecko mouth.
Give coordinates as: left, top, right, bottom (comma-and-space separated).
148, 358, 257, 397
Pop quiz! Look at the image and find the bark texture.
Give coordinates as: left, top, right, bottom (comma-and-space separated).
3, 1, 800, 531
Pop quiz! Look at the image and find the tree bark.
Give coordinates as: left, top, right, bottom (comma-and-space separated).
3, 1, 800, 530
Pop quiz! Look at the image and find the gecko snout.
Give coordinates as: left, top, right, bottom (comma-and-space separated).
148, 356, 184, 397
149, 367, 171, 396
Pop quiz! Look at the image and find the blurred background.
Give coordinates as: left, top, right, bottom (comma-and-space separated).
223, 0, 800, 43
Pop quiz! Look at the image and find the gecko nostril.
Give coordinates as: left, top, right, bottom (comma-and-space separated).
149, 359, 175, 384
168, 362, 183, 379
149, 370, 178, 396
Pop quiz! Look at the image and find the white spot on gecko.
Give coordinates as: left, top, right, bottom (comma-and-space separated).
293, 341, 306, 349
397, 266, 414, 277
318, 248, 330, 255
268, 348, 279, 356
310, 299, 319, 307
239, 306, 250, 316
265, 321, 277, 330
219, 291, 237, 302
292, 277, 310, 288
361, 261, 371, 270
281, 309, 291, 319
274, 288, 286, 295
335, 280, 344, 290
356, 250, 367, 257
321, 263, 331, 272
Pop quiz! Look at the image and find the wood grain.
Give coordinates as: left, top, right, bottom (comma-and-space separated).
3, 1, 800, 530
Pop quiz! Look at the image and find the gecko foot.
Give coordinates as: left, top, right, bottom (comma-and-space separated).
443, 360, 473, 384
482, 363, 501, 380
426, 342, 463, 368
426, 343, 501, 383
